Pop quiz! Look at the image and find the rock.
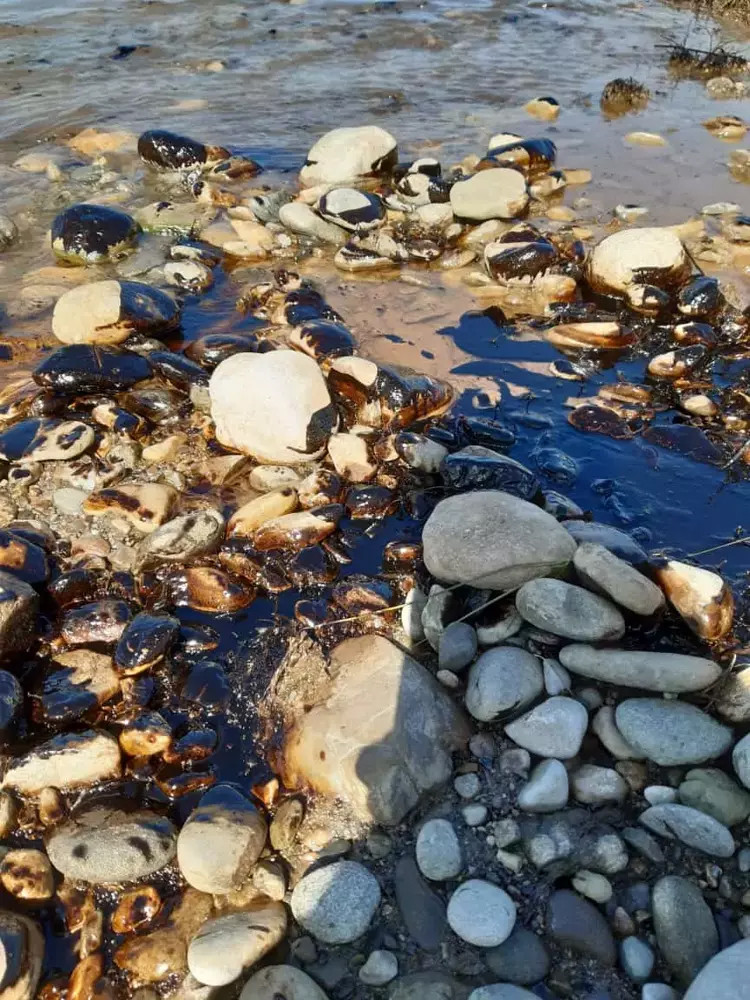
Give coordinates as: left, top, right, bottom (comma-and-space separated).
454, 773, 480, 798
592, 706, 643, 759
0, 572, 37, 659
518, 759, 569, 813
642, 987, 678, 1000
240, 966, 330, 1000
396, 433, 449, 474
586, 228, 689, 297
0, 848, 54, 900
559, 646, 720, 693
652, 876, 718, 985
571, 765, 628, 805
138, 129, 229, 171
516, 578, 625, 641
679, 768, 750, 826
423, 490, 576, 591
390, 972, 469, 1000
359, 951, 398, 986
0, 213, 18, 249
449, 169, 529, 221
228, 488, 299, 536
465, 647, 543, 722
416, 819, 462, 880
573, 543, 664, 615
291, 860, 380, 944
683, 938, 750, 1000
447, 879, 516, 947
279, 201, 347, 244
318, 188, 384, 231
177, 785, 267, 893
83, 483, 178, 533
0, 417, 95, 463
46, 805, 176, 882
3, 730, 121, 794
40, 649, 119, 724
653, 559, 733, 640
615, 699, 733, 766
394, 856, 447, 951
733, 732, 750, 789
640, 803, 735, 857
300, 126, 397, 187
468, 990, 537, 1000
485, 925, 550, 984
0, 911, 44, 1000
716, 666, 750, 723
52, 280, 179, 345
620, 937, 655, 982
34, 344, 152, 394
327, 433, 376, 481
134, 510, 225, 571
401, 587, 427, 640
51, 203, 140, 264
505, 697, 588, 759
572, 870, 613, 903
543, 658, 571, 695
546, 889, 616, 965
440, 447, 539, 501
439, 623, 477, 672
210, 350, 336, 463
282, 635, 469, 826
187, 901, 287, 986
563, 521, 648, 565
137, 200, 216, 235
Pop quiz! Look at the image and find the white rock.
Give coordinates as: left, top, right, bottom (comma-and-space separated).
516, 578, 625, 641
571, 764, 628, 805
463, 804, 488, 826
291, 861, 380, 944
586, 228, 689, 296
572, 870, 612, 903
358, 950, 398, 986
573, 543, 665, 615
505, 697, 588, 759
447, 879, 517, 947
518, 760, 569, 813
279, 202, 347, 244
301, 126, 397, 187
416, 819, 462, 880
327, 433, 375, 481
3, 730, 121, 795
454, 773, 480, 798
450, 169, 529, 222
465, 647, 543, 722
644, 785, 678, 805
683, 938, 750, 999
733, 733, 750, 789
559, 646, 721, 693
209, 350, 336, 463
187, 902, 287, 986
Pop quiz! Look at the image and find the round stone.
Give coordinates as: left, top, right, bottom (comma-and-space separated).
518, 759, 569, 813
187, 901, 287, 986
449, 169, 529, 222
300, 125, 397, 187
733, 733, 750, 789
416, 819, 462, 881
652, 876, 718, 986
485, 925, 550, 985
505, 696, 588, 759
51, 203, 140, 264
52, 280, 179, 345
438, 622, 478, 673
515, 578, 625, 641
358, 950, 398, 986
683, 939, 750, 1000
586, 227, 690, 296
465, 647, 543, 722
291, 860, 380, 944
447, 879, 516, 947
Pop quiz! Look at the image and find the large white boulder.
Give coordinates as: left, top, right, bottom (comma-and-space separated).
300, 126, 397, 187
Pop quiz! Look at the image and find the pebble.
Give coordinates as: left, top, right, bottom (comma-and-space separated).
279, 201, 347, 244
51, 202, 140, 264
625, 131, 667, 146
546, 889, 616, 965
240, 966, 329, 1000
83, 483, 178, 533
3, 729, 121, 794
416, 819, 462, 880
394, 856, 447, 952
516, 577, 625, 641
644, 785, 678, 806
572, 870, 612, 903
463, 804, 488, 826
187, 901, 287, 986
439, 622, 478, 672
358, 950, 398, 986
52, 279, 179, 345
505, 696, 588, 759
291, 861, 380, 944
684, 939, 750, 999
485, 925, 550, 984
450, 169, 529, 221
642, 986, 679, 1000
652, 876, 718, 985
615, 698, 733, 765
653, 559, 733, 641
563, 520, 647, 564
177, 785, 267, 893
679, 767, 750, 826
543, 658, 571, 695
559, 646, 720, 693
732, 732, 750, 789
447, 879, 517, 947
592, 705, 643, 759
572, 764, 628, 805
0, 417, 95, 463
621, 937, 655, 983
0, 912, 44, 1000
300, 125, 397, 187
134, 509, 225, 571
641, 802, 735, 857
454, 773, 480, 798
468, 989, 537, 1000
518, 759, 569, 813
586, 227, 688, 297
401, 586, 427, 640
0, 848, 54, 899
573, 542, 664, 615
465, 646, 543, 722
717, 665, 750, 722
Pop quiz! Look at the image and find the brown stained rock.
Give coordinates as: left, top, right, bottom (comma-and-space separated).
653, 558, 734, 641
281, 635, 470, 826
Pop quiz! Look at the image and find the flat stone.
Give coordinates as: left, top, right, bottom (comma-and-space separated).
505, 697, 588, 759
440, 447, 539, 501
573, 543, 665, 615
563, 521, 648, 564
187, 901, 287, 986
615, 699, 733, 766
447, 879, 516, 947
485, 925, 550, 984
640, 803, 735, 857
134, 509, 225, 571
652, 876, 718, 986
327, 433, 375, 482
40, 649, 120, 724
3, 729, 121, 795
416, 819, 462, 881
240, 966, 329, 1000
592, 706, 643, 759
620, 937, 655, 983
279, 201, 347, 244
282, 635, 469, 826
291, 860, 380, 944
46, 805, 176, 882
394, 856, 447, 951
547, 889, 616, 965
679, 768, 750, 826
450, 169, 529, 221
359, 950, 398, 986
51, 202, 140, 264
684, 939, 750, 1000
84, 483, 178, 533
516, 578, 625, 641
465, 647, 543, 722
228, 488, 299, 537
34, 344, 152, 394
177, 785, 267, 893
468, 990, 537, 1000
559, 646, 721, 693
518, 760, 569, 813
389, 972, 469, 1000
423, 490, 576, 591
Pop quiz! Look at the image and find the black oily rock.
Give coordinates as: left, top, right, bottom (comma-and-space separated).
114, 612, 180, 675
181, 660, 230, 711
0, 531, 49, 585
0, 670, 22, 737
51, 203, 140, 264
284, 288, 343, 327
122, 386, 186, 423
0, 418, 94, 463
459, 415, 516, 449
138, 129, 230, 171
60, 599, 132, 646
185, 333, 259, 369
318, 188, 385, 232
394, 856, 447, 952
148, 350, 210, 389
289, 320, 356, 362
0, 572, 38, 658
441, 446, 540, 501
563, 521, 648, 565
677, 275, 724, 317
34, 345, 152, 395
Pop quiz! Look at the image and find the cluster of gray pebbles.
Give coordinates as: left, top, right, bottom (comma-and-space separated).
0, 101, 748, 1000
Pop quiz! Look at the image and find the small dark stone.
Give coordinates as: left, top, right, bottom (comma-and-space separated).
394, 856, 447, 952
114, 612, 180, 675
51, 203, 140, 264
148, 350, 210, 389
181, 660, 230, 711
441, 446, 540, 500
547, 889, 616, 966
